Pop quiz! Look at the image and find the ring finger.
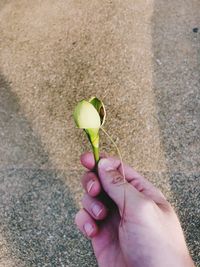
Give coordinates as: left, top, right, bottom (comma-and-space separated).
82, 193, 108, 220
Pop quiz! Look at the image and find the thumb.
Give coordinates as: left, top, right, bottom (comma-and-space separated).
98, 158, 143, 214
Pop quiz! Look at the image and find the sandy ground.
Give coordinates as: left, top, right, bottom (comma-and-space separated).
0, 0, 199, 266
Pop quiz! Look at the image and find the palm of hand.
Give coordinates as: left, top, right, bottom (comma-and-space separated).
92, 206, 128, 267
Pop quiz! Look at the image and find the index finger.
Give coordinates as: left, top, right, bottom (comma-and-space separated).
80, 152, 95, 170
80, 152, 107, 170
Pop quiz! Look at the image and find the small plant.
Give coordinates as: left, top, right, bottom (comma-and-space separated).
73, 97, 126, 224
73, 97, 106, 164
73, 97, 125, 177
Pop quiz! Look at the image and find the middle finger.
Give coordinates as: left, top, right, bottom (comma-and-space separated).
81, 171, 101, 197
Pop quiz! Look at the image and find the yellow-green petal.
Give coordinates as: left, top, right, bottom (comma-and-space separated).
89, 97, 106, 126
73, 100, 101, 129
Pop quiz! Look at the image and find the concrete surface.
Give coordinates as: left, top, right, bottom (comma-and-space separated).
0, 0, 199, 266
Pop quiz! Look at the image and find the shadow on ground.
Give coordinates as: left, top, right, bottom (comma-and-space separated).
0, 74, 96, 266
152, 0, 200, 264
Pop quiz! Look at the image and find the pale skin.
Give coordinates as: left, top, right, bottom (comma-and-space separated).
75, 152, 195, 267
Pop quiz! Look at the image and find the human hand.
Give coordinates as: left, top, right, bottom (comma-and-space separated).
75, 152, 195, 267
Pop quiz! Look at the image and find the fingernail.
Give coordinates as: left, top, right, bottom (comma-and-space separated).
87, 180, 95, 193
92, 204, 102, 217
84, 223, 94, 236
99, 158, 113, 171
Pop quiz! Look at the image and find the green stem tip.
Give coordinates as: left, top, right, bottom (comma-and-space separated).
92, 146, 100, 164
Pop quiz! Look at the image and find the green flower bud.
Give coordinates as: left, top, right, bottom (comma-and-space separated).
73, 100, 101, 129
73, 97, 106, 164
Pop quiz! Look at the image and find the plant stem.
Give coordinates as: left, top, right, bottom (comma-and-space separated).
92, 145, 99, 164
84, 129, 100, 165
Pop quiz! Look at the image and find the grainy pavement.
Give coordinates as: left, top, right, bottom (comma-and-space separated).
0, 0, 199, 266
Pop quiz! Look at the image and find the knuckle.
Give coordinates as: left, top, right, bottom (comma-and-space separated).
109, 170, 124, 184
74, 209, 83, 225
81, 173, 87, 185
162, 200, 173, 212
81, 193, 88, 204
